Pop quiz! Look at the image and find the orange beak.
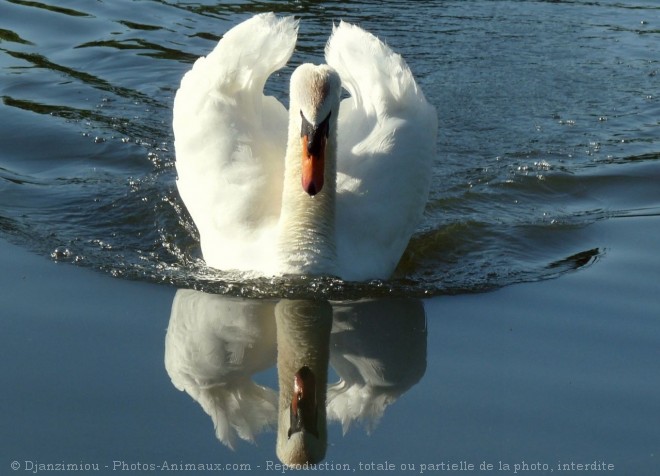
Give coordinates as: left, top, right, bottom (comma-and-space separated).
301, 134, 326, 196
300, 111, 331, 196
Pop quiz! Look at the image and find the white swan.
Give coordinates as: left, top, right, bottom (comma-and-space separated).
174, 13, 437, 281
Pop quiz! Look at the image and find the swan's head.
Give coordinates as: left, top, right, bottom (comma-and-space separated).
277, 366, 326, 465
290, 63, 341, 197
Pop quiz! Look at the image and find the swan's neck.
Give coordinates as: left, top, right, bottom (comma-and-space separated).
275, 300, 332, 465
277, 110, 337, 276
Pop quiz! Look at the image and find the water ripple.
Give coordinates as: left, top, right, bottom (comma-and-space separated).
0, 0, 658, 299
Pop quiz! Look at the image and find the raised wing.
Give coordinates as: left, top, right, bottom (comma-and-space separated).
173, 14, 298, 271
326, 22, 438, 280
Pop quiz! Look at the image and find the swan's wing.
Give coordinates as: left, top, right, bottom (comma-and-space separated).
325, 22, 437, 280
173, 14, 297, 272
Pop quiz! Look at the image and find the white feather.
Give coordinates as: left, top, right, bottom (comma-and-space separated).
327, 21, 438, 280
174, 14, 437, 281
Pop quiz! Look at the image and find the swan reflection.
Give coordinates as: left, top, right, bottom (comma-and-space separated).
328, 300, 427, 435
165, 291, 278, 449
165, 290, 426, 464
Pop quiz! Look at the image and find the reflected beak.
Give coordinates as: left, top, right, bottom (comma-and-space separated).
288, 366, 318, 438
300, 112, 331, 196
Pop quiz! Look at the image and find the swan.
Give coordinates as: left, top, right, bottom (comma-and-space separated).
173, 13, 437, 281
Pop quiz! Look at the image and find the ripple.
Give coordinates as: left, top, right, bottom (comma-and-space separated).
1, 0, 659, 300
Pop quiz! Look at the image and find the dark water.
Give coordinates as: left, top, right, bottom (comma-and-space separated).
1, 1, 660, 475
1, 0, 657, 297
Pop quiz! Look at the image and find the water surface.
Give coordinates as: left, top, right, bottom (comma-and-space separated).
1, 0, 657, 296
1, 0, 659, 474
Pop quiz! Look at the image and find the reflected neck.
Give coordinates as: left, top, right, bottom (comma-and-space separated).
275, 300, 332, 465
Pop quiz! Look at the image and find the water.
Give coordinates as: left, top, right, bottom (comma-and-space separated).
1, 0, 656, 296
1, 0, 659, 474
